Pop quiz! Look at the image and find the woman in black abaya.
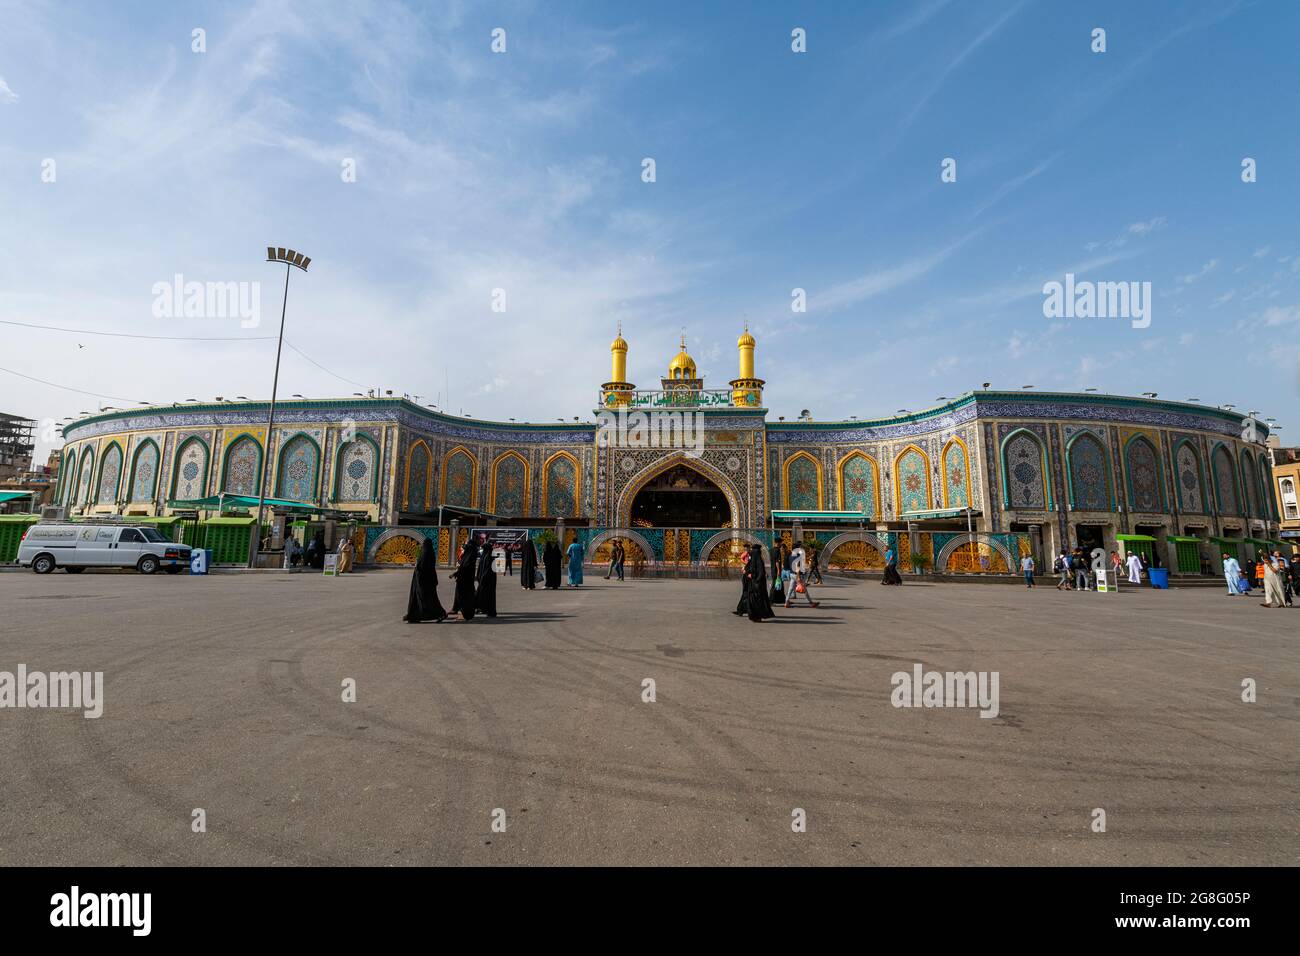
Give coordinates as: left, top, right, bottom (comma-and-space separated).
734, 542, 775, 622
769, 543, 786, 604
403, 538, 447, 623
450, 539, 479, 620
542, 540, 562, 590
520, 539, 538, 590
475, 541, 498, 617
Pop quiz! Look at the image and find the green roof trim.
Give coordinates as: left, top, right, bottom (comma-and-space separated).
204, 516, 256, 526
61, 397, 602, 440
1167, 535, 1203, 543
1115, 534, 1157, 542
0, 513, 40, 523
168, 494, 325, 512
0, 491, 34, 503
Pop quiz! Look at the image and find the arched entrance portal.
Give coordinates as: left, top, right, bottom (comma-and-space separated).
629, 463, 732, 527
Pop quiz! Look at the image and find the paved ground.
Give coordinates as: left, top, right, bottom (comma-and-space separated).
0, 568, 1296, 866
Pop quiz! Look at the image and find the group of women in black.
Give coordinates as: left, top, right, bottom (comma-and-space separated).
403, 535, 569, 623
403, 536, 496, 623
515, 537, 564, 590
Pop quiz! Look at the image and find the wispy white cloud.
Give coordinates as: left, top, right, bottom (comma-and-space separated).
815, 230, 983, 313
0, 76, 17, 103
968, 153, 1059, 221
904, 0, 1029, 126
1180, 259, 1219, 284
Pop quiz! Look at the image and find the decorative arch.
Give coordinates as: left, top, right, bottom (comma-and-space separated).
127, 438, 161, 504
61, 446, 79, 504
697, 529, 768, 566
1065, 429, 1112, 511
1259, 460, 1275, 521
940, 437, 971, 510
1123, 434, 1165, 513
405, 440, 432, 512
589, 528, 656, 565
171, 435, 211, 501
1211, 443, 1239, 515
894, 444, 933, 514
782, 451, 824, 510
274, 432, 322, 502
333, 432, 381, 502
999, 429, 1050, 510
836, 451, 879, 517
541, 450, 581, 518
441, 446, 478, 509
95, 441, 124, 505
1171, 438, 1205, 514
367, 529, 429, 565
1239, 450, 1259, 517
221, 434, 263, 497
822, 531, 889, 570
76, 446, 95, 505
615, 452, 743, 529
934, 534, 1016, 573
489, 451, 530, 517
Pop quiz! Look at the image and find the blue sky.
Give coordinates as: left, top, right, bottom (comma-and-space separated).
1, 0, 1297, 459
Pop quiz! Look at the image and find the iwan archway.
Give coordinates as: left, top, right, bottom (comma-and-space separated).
616, 453, 742, 529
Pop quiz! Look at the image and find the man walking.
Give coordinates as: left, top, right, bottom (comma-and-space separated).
784, 543, 820, 609
1073, 548, 1090, 592
1054, 551, 1071, 590
1222, 552, 1242, 595
1021, 553, 1036, 588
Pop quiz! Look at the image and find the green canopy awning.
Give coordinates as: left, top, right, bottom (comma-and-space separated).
1243, 537, 1273, 546
770, 510, 876, 523
1167, 535, 1203, 543
0, 491, 33, 503
1209, 536, 1242, 546
898, 508, 984, 521
1116, 533, 1157, 542
168, 494, 324, 512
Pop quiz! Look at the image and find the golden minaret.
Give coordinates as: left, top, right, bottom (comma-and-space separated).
730, 324, 765, 407
600, 324, 635, 407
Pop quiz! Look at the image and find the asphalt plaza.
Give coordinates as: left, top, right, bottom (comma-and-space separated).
0, 569, 1296, 866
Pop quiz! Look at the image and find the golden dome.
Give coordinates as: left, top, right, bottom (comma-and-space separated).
738, 328, 755, 348
668, 336, 696, 378
611, 334, 628, 352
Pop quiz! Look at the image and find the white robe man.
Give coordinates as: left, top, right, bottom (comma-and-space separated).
1126, 551, 1143, 584
1222, 554, 1242, 595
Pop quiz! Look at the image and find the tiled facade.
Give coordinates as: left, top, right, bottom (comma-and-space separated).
56, 335, 1279, 574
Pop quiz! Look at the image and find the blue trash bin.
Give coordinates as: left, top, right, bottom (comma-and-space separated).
1149, 567, 1169, 589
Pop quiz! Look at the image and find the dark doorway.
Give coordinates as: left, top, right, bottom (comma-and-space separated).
1075, 524, 1105, 552
630, 464, 730, 527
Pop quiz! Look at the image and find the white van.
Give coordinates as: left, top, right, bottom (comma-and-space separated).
18, 523, 192, 575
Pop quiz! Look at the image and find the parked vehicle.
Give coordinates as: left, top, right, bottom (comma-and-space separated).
18, 523, 192, 575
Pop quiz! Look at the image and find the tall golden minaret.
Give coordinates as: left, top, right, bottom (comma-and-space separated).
600, 323, 635, 407
730, 324, 765, 407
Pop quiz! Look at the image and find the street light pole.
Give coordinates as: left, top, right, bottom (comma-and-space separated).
249, 247, 311, 567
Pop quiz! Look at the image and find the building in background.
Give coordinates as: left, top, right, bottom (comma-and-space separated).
0, 413, 36, 482
1267, 438, 1300, 543
53, 331, 1282, 573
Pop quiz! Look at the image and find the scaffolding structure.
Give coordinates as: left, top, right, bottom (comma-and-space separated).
0, 413, 37, 478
